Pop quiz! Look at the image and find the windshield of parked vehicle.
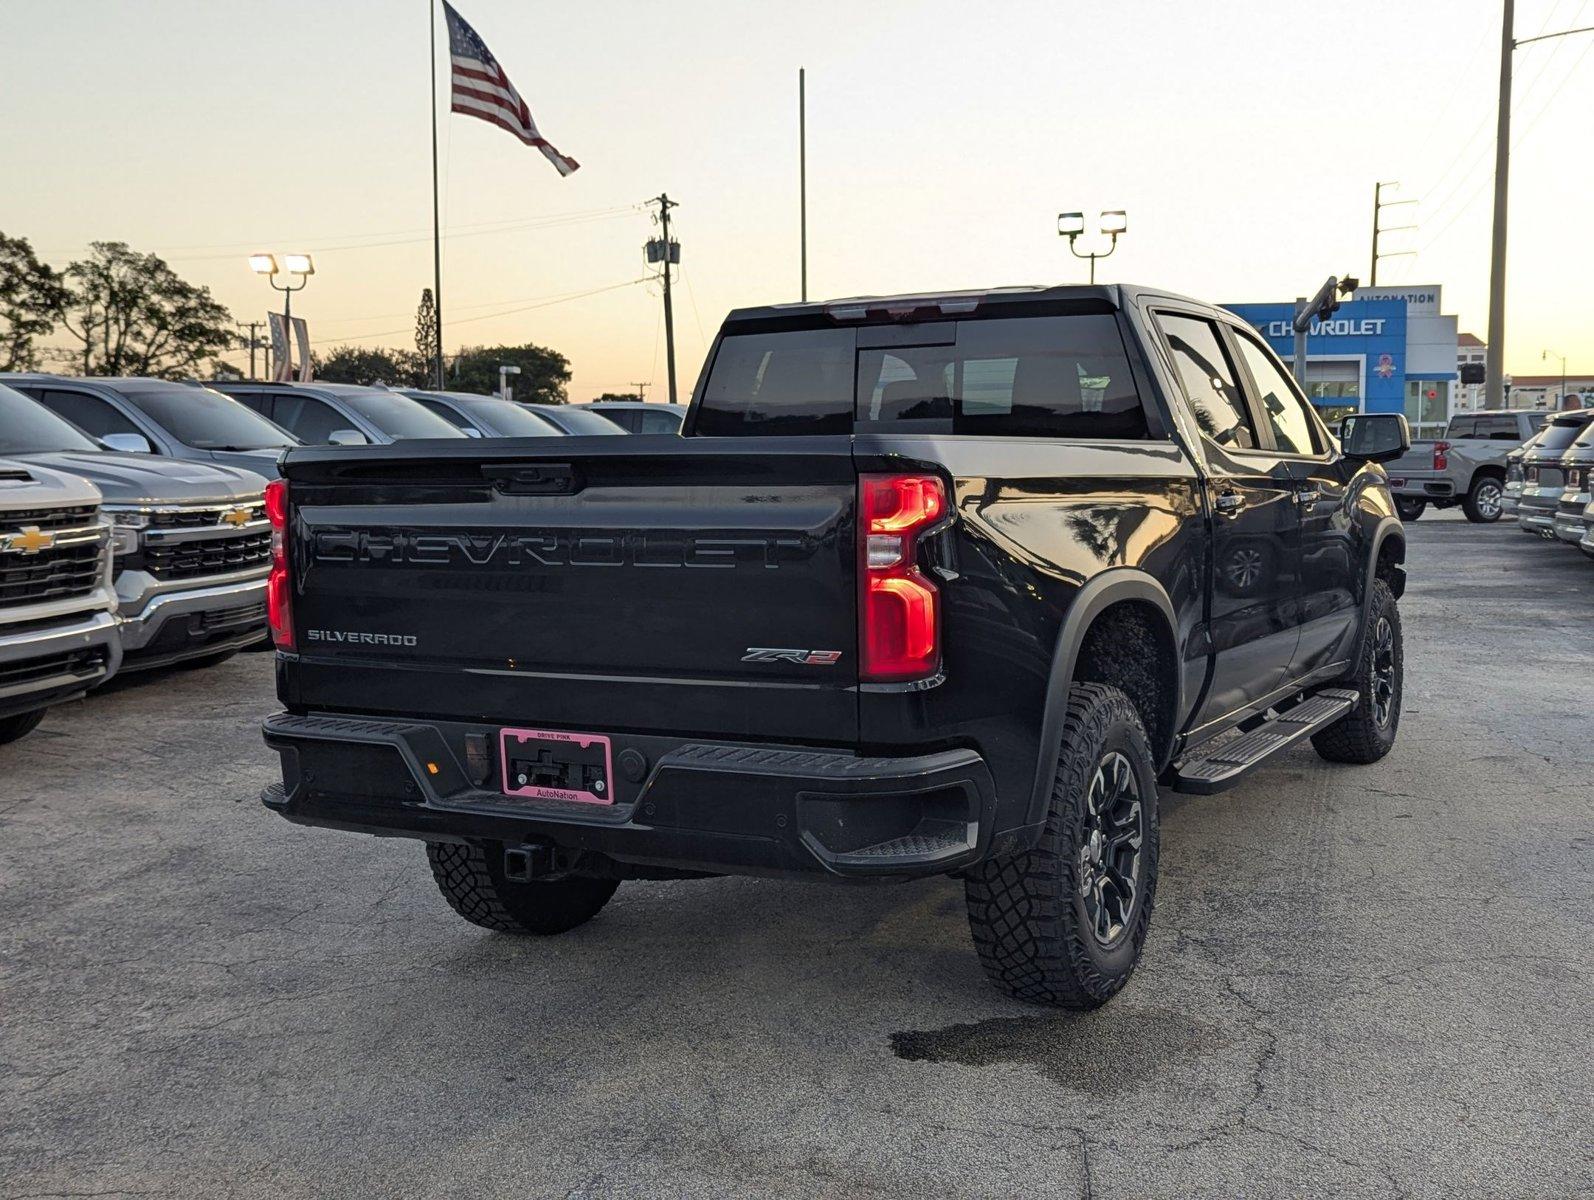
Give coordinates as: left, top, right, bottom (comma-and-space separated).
533, 406, 626, 435
0, 384, 103, 454
694, 311, 1149, 438
461, 398, 563, 436
340, 391, 468, 440
119, 385, 296, 450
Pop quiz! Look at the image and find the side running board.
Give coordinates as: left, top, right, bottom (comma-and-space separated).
1170, 688, 1359, 795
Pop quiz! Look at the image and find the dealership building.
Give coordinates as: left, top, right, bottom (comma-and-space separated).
1225, 285, 1460, 438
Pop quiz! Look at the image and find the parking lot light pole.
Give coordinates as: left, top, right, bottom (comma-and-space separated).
249, 254, 315, 379
1543, 349, 1566, 408
498, 364, 521, 403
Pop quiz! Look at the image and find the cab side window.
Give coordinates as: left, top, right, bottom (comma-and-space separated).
34, 388, 144, 441
1231, 331, 1321, 455
1156, 314, 1256, 450
271, 395, 348, 444
416, 398, 471, 429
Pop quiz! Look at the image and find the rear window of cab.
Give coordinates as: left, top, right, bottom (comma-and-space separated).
694, 313, 1150, 439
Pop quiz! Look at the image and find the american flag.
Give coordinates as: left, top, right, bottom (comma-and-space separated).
443, 1, 579, 177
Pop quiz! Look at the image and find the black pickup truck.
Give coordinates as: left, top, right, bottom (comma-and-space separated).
260, 284, 1410, 1009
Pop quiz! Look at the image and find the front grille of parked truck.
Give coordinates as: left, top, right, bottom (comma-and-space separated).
0, 508, 108, 609
105, 500, 271, 582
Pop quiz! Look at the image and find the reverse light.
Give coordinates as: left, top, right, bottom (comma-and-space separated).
265, 478, 293, 650
859, 474, 946, 682
1433, 440, 1450, 472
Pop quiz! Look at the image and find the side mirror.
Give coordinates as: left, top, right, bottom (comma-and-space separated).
327, 429, 369, 446
100, 432, 153, 455
1340, 413, 1410, 463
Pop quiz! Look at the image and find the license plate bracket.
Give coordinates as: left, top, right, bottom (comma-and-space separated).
499, 727, 614, 805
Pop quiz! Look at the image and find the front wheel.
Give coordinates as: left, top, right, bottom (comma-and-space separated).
1463, 475, 1505, 523
1312, 578, 1402, 764
964, 683, 1160, 1009
1394, 496, 1426, 522
0, 709, 47, 745
426, 841, 619, 935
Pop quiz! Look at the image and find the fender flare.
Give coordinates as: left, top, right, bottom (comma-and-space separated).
1025, 569, 1181, 829
1356, 517, 1406, 639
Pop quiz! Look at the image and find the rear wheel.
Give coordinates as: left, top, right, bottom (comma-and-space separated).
426, 841, 619, 935
0, 709, 47, 745
1463, 475, 1504, 523
964, 683, 1159, 1009
1312, 579, 1402, 764
1394, 496, 1426, 522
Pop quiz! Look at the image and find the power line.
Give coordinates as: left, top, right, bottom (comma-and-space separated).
310, 277, 650, 345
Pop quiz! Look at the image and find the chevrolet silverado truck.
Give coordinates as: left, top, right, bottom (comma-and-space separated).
259, 284, 1410, 1009
1384, 409, 1547, 523
2, 385, 272, 669
0, 458, 121, 744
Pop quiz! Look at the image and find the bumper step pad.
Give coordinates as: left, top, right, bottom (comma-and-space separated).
1171, 688, 1359, 795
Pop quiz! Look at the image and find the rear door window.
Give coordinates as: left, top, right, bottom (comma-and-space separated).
1155, 314, 1258, 450
272, 395, 351, 444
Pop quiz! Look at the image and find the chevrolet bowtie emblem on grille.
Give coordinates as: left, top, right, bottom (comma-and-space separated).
1, 526, 55, 555
220, 507, 254, 527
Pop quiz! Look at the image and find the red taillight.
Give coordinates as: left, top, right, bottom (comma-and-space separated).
265, 478, 293, 650
859, 474, 946, 682
1433, 440, 1450, 471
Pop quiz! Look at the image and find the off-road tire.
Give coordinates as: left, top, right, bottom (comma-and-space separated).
1394, 497, 1426, 522
964, 683, 1160, 1009
426, 840, 619, 934
0, 709, 47, 745
1312, 578, 1402, 764
1462, 474, 1505, 524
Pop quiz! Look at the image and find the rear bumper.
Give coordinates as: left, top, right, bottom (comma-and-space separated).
1389, 473, 1455, 499
261, 711, 998, 880
1553, 492, 1592, 543
1517, 491, 1562, 536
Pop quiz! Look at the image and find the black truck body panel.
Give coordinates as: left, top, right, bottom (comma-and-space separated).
261, 284, 1404, 880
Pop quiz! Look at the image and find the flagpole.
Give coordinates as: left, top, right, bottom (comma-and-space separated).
429, 0, 445, 387
799, 67, 807, 302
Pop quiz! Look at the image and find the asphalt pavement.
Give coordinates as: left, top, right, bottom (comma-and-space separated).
2, 513, 1590, 1199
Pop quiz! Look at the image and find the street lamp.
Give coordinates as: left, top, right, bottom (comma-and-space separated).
1057, 210, 1127, 284
249, 253, 314, 379
1543, 349, 1567, 409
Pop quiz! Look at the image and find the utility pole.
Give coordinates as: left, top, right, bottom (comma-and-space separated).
629, 381, 650, 402
1370, 181, 1417, 285
647, 193, 680, 405
799, 67, 807, 301
237, 321, 265, 379
1484, 3, 1594, 411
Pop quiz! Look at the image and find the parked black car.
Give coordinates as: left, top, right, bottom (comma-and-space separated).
1, 374, 297, 480
259, 284, 1409, 1011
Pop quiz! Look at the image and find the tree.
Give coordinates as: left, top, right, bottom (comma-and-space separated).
58, 241, 236, 378
313, 345, 425, 386
414, 288, 438, 382
450, 343, 571, 403
594, 391, 643, 403
0, 232, 67, 371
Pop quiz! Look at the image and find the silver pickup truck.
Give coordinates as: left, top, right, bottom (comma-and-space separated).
1384, 410, 1549, 523
0, 459, 121, 745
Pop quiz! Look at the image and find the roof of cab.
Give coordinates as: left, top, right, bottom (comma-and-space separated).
722, 283, 1210, 325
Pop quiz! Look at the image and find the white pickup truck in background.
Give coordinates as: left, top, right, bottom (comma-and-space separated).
1383, 410, 1550, 523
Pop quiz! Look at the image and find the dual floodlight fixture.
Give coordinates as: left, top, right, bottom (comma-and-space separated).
249, 253, 315, 278
1057, 210, 1128, 282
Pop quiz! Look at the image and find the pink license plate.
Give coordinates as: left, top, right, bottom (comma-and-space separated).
499, 727, 614, 805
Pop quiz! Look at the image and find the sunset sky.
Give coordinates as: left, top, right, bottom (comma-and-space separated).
5, 0, 1591, 400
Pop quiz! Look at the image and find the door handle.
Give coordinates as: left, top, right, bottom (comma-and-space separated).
1215, 491, 1245, 516
1296, 488, 1321, 504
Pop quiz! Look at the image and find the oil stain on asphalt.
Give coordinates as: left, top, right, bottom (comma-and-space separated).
890, 1007, 1226, 1095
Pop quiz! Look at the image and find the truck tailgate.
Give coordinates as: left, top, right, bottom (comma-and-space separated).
281, 437, 859, 743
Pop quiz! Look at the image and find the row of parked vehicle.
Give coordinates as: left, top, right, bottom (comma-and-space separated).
0, 374, 680, 745
1384, 405, 1594, 557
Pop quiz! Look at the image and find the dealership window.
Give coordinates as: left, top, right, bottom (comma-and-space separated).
1304, 360, 1361, 403
1405, 381, 1448, 440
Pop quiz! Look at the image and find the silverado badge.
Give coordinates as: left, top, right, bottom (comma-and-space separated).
1, 526, 55, 555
